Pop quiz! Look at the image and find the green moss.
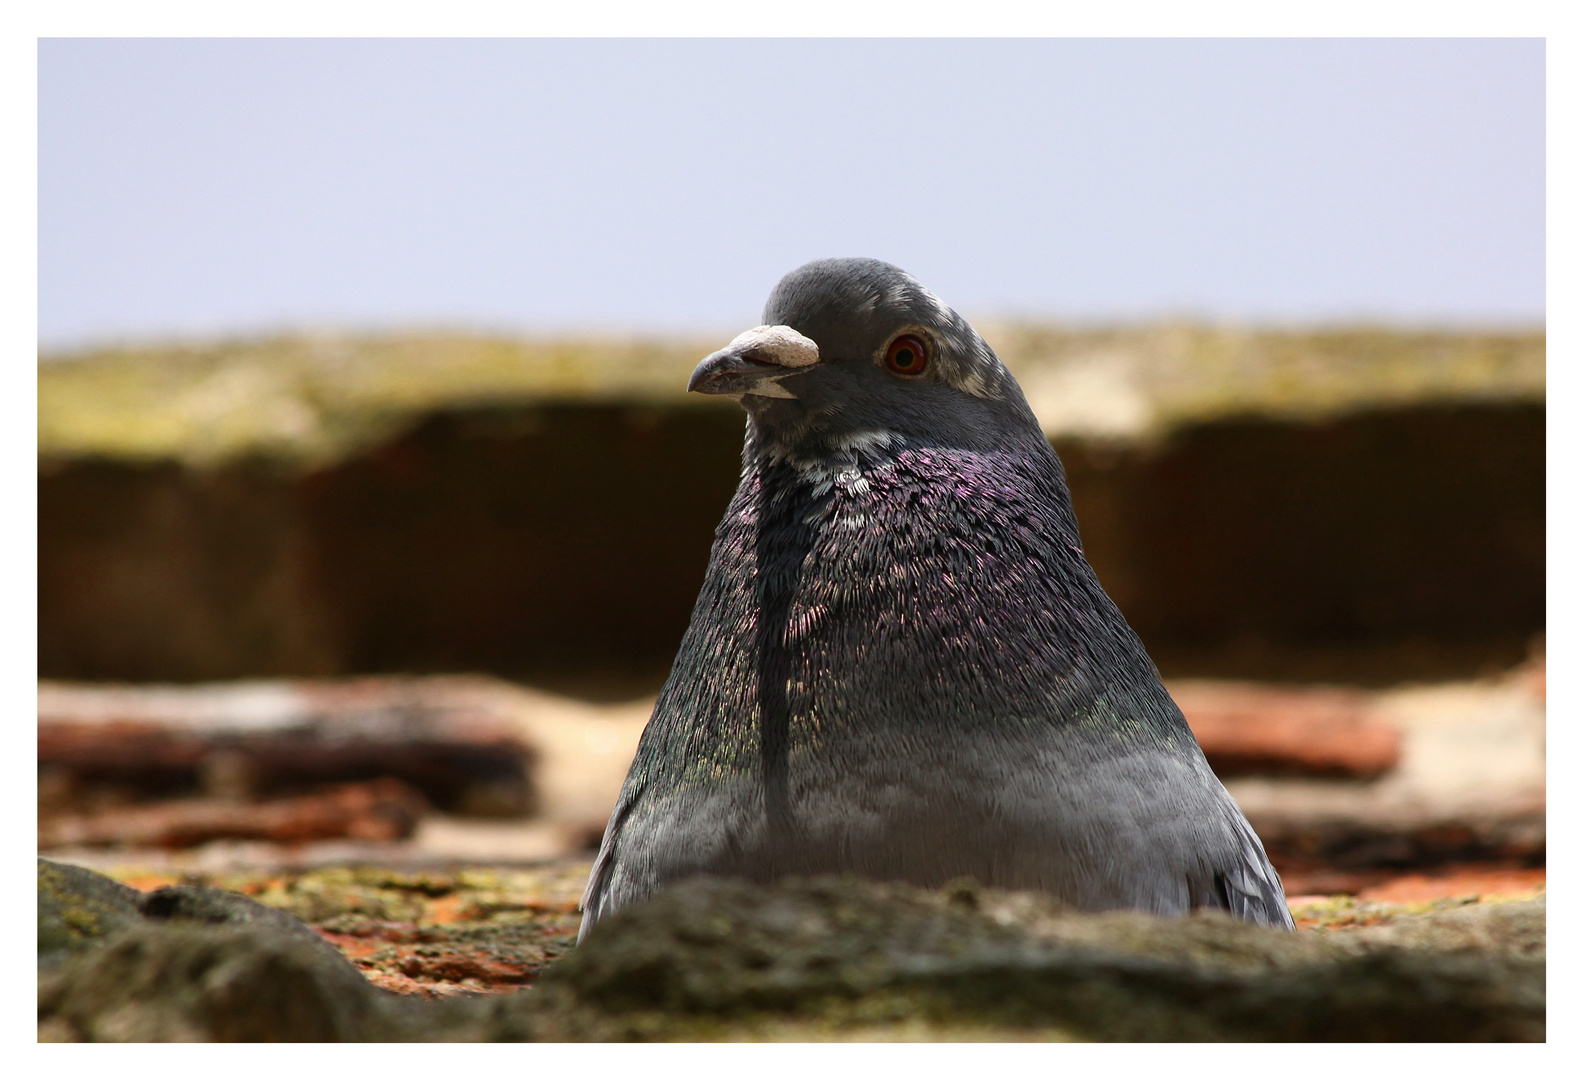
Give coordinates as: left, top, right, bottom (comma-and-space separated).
37, 333, 724, 468
37, 859, 146, 964
989, 323, 1544, 438
241, 867, 431, 924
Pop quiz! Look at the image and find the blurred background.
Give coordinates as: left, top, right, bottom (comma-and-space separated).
37, 40, 1545, 977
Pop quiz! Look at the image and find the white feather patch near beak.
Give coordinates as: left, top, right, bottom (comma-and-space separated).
742, 381, 796, 399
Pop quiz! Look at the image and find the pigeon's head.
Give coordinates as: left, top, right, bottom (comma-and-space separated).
688, 258, 1043, 464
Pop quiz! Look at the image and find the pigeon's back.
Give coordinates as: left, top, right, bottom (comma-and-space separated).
580, 259, 1293, 938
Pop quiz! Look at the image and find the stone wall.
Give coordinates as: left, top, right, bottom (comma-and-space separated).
39, 329, 1544, 691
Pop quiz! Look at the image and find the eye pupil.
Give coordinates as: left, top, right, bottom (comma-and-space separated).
885, 335, 928, 375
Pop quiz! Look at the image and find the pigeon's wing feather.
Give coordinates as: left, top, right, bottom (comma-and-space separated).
1196, 812, 1295, 929
577, 776, 647, 942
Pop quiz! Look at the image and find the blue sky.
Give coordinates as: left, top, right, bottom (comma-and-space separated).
38, 37, 1545, 347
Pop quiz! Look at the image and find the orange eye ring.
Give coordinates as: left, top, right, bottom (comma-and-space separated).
884, 335, 929, 376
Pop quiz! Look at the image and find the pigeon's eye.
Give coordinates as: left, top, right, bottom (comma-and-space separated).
884, 335, 929, 376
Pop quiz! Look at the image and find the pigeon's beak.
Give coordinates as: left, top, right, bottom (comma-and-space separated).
687, 325, 820, 400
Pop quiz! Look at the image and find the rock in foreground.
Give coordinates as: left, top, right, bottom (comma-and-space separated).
38, 859, 1543, 1041
532, 878, 1543, 1041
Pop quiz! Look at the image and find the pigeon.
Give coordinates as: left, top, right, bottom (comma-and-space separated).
579, 258, 1293, 939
